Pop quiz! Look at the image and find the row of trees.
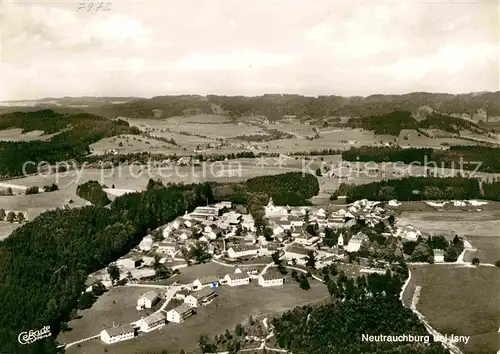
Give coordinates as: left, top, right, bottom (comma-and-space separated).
0, 209, 25, 223
334, 177, 481, 202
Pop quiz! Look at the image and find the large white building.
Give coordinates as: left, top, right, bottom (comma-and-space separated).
137, 291, 160, 310
258, 270, 284, 287
227, 244, 262, 259
184, 288, 218, 307
157, 241, 177, 256
100, 325, 136, 344
138, 312, 166, 333
223, 272, 250, 286
167, 304, 195, 323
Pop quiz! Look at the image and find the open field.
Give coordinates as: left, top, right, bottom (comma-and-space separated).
464, 236, 500, 264
57, 286, 165, 345
67, 281, 330, 354
397, 210, 500, 237
0, 222, 21, 240
90, 134, 183, 155
403, 265, 500, 354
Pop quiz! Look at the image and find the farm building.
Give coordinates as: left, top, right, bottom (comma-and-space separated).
223, 272, 250, 286
138, 312, 166, 332
258, 270, 285, 287
100, 324, 136, 344
167, 304, 195, 323
137, 291, 160, 310
184, 288, 218, 307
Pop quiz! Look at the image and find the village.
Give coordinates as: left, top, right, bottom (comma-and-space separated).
76, 194, 470, 348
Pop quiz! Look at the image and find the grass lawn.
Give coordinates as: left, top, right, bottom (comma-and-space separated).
57, 287, 166, 345
405, 264, 500, 354
464, 236, 500, 264
67, 281, 330, 354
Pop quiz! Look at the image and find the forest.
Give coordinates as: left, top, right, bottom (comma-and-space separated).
76, 180, 110, 206
212, 171, 319, 206
0, 110, 139, 178
343, 145, 500, 174
272, 269, 450, 354
333, 177, 481, 202
0, 181, 213, 354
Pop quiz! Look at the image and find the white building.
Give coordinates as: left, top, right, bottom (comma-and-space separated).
258, 270, 284, 287
227, 244, 262, 259
157, 241, 177, 256
241, 214, 256, 232
294, 233, 320, 246
190, 206, 219, 220
346, 232, 369, 253
137, 291, 160, 310
433, 249, 445, 263
100, 325, 136, 344
285, 246, 311, 266
167, 304, 195, 323
192, 276, 220, 290
138, 236, 153, 251
116, 257, 141, 269
184, 288, 218, 307
224, 272, 250, 286
138, 312, 166, 332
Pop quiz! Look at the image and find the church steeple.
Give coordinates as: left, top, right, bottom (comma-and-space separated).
267, 197, 274, 207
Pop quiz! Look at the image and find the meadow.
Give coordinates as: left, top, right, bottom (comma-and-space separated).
404, 265, 500, 354
67, 281, 330, 354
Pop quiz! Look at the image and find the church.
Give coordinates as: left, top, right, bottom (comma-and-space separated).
264, 197, 289, 217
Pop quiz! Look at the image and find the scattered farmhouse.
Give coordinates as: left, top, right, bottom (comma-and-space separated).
167, 304, 195, 323
100, 324, 136, 344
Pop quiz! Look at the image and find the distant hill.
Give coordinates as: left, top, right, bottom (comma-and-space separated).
2, 91, 499, 120
346, 110, 483, 136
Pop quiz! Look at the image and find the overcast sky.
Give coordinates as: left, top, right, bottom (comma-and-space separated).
0, 0, 498, 100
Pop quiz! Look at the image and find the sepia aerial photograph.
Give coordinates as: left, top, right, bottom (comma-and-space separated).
0, 0, 499, 353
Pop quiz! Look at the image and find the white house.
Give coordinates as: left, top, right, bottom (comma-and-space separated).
138, 236, 153, 251
224, 272, 250, 286
346, 232, 369, 253
157, 241, 177, 256
227, 244, 261, 259
285, 246, 311, 266
192, 276, 220, 290
100, 325, 136, 344
142, 256, 155, 267
117, 257, 141, 269
184, 288, 218, 307
241, 214, 256, 232
138, 312, 166, 332
137, 291, 160, 310
167, 304, 195, 323
258, 270, 284, 287
294, 233, 320, 246
433, 249, 445, 263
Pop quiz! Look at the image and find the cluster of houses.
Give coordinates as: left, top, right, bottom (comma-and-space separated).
100, 264, 286, 345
